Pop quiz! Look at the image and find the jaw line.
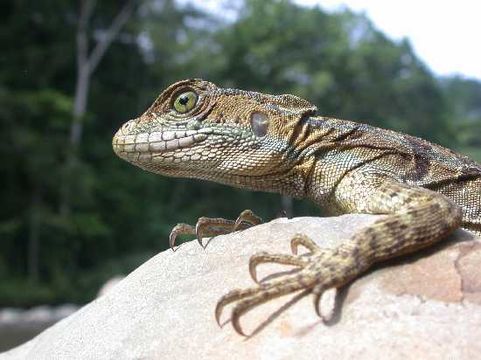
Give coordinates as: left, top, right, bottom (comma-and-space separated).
113, 127, 213, 159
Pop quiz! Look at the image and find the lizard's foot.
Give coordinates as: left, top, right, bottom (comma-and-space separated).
169, 209, 262, 249
215, 234, 360, 336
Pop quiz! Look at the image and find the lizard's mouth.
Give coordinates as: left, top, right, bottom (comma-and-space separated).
112, 122, 211, 162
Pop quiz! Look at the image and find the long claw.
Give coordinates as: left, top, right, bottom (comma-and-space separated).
195, 217, 238, 248
231, 306, 248, 336
169, 223, 195, 250
312, 283, 324, 318
248, 252, 268, 282
234, 209, 263, 230
248, 252, 308, 283
169, 232, 177, 251
217, 277, 310, 336
195, 222, 205, 248
215, 287, 262, 326
215, 300, 224, 326
290, 234, 320, 254
168, 210, 263, 251
215, 233, 360, 335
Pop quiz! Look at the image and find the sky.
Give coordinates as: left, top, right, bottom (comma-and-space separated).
294, 0, 481, 80
182, 0, 481, 80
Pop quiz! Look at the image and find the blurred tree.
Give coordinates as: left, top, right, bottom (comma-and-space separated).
0, 0, 222, 305
61, 0, 136, 216
0, 0, 78, 287
0, 0, 187, 303
441, 76, 481, 159
0, 89, 72, 283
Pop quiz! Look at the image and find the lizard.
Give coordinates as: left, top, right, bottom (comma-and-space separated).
112, 78, 481, 336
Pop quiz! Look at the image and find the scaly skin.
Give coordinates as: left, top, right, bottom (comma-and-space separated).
113, 79, 481, 335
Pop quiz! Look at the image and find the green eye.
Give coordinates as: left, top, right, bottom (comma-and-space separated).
173, 91, 198, 113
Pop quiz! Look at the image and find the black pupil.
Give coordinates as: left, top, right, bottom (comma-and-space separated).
179, 95, 189, 106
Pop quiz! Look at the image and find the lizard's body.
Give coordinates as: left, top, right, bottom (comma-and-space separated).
113, 79, 481, 335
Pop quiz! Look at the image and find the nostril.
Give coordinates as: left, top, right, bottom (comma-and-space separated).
121, 120, 135, 134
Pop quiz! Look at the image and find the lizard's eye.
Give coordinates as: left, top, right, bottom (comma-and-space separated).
173, 91, 198, 114
250, 112, 269, 137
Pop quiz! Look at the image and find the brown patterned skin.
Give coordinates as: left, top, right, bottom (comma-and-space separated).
113, 79, 481, 335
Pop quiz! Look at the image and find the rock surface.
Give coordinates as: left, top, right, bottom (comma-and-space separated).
2, 215, 481, 360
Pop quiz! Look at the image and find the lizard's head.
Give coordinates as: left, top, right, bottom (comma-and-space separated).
113, 79, 317, 194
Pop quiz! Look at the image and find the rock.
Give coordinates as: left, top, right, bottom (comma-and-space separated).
2, 215, 481, 359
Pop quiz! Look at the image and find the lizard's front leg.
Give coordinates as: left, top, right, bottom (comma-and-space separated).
169, 209, 262, 249
216, 173, 463, 336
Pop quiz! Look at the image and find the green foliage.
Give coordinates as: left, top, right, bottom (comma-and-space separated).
0, 89, 71, 277
0, 280, 56, 307
0, 0, 480, 306
441, 76, 481, 152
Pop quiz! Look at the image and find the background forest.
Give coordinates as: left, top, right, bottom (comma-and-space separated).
1, 0, 481, 307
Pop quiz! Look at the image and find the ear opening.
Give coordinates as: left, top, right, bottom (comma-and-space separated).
250, 111, 269, 137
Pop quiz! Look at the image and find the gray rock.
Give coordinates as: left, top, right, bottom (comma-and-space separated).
2, 215, 481, 360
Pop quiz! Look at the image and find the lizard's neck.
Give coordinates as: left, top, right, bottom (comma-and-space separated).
213, 168, 310, 199
294, 116, 373, 208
